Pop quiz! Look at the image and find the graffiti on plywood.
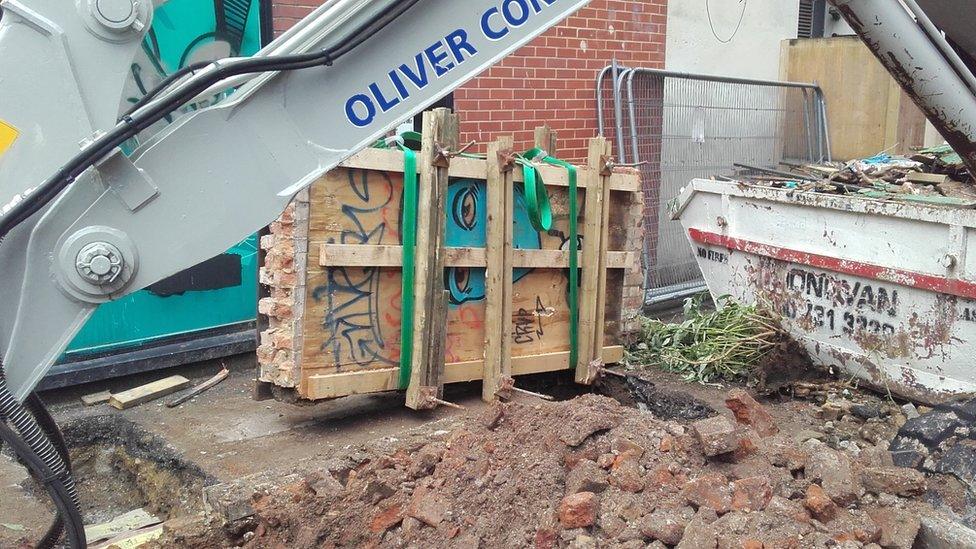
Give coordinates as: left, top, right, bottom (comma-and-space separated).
305, 168, 581, 371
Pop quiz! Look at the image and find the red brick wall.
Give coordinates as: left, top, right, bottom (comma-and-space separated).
271, 0, 668, 162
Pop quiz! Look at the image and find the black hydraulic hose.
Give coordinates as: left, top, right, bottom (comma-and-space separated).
154, 59, 214, 99
25, 393, 73, 548
0, 367, 84, 547
0, 422, 84, 549
25, 393, 72, 468
0, 0, 423, 241
121, 60, 214, 120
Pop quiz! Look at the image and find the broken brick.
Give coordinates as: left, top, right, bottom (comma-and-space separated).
691, 415, 738, 457
681, 473, 731, 514
406, 489, 447, 527
369, 503, 404, 533
534, 528, 558, 549
558, 492, 600, 528
731, 476, 772, 512
804, 442, 863, 506
860, 466, 927, 497
609, 452, 645, 493
725, 389, 779, 436
803, 484, 837, 522
611, 437, 644, 458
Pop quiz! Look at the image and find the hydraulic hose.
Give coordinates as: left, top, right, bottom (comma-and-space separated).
24, 393, 72, 549
25, 393, 72, 468
0, 422, 84, 548
0, 366, 84, 547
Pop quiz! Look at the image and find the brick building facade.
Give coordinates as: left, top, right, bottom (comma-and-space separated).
271, 0, 668, 161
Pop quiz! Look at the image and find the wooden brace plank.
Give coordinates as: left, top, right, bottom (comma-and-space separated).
319, 244, 635, 269
406, 108, 459, 410
339, 147, 640, 192
592, 141, 614, 382
306, 346, 625, 400
483, 136, 515, 401
576, 137, 611, 383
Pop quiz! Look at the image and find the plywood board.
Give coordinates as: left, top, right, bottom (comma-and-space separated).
780, 36, 928, 160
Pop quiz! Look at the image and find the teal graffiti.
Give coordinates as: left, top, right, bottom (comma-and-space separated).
445, 179, 542, 305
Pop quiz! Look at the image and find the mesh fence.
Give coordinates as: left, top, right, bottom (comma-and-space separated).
599, 66, 830, 304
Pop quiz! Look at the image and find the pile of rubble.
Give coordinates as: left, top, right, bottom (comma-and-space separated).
733, 144, 976, 206
156, 390, 950, 548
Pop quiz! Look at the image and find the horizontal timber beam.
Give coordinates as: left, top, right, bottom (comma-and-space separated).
319, 244, 636, 269
339, 148, 641, 193
304, 346, 625, 401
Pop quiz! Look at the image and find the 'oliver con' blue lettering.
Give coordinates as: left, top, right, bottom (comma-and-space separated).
344, 0, 562, 127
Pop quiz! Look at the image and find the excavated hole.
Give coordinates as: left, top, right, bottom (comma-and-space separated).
24, 415, 214, 525
595, 371, 717, 421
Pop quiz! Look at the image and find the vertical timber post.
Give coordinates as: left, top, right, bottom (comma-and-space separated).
483, 136, 516, 401
576, 137, 612, 384
534, 125, 558, 156
406, 108, 459, 410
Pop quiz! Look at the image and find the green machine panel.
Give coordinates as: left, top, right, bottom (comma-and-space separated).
57, 1, 269, 366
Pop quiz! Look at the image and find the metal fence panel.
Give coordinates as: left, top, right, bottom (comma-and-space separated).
598, 66, 830, 305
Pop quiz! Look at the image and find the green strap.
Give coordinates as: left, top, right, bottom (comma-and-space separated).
397, 146, 418, 389
371, 133, 420, 389
522, 148, 580, 371
518, 151, 554, 232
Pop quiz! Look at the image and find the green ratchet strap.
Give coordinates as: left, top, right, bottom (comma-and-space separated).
372, 133, 420, 390
398, 146, 418, 389
522, 148, 580, 370
518, 149, 554, 232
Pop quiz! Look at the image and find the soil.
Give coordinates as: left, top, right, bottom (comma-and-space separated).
1, 352, 972, 548
150, 371, 959, 549
60, 414, 214, 524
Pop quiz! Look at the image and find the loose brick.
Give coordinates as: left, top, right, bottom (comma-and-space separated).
691, 415, 738, 457
725, 389, 779, 437
558, 491, 600, 528
681, 473, 731, 514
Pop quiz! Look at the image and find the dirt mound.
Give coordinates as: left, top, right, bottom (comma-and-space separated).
156, 394, 936, 548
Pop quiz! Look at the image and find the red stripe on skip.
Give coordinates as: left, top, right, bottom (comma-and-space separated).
688, 228, 976, 300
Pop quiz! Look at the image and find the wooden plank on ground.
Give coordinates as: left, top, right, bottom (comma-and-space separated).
338, 147, 641, 192
483, 136, 515, 401
576, 137, 611, 383
406, 108, 459, 410
306, 346, 625, 400
109, 376, 191, 410
318, 244, 634, 269
85, 508, 161, 545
